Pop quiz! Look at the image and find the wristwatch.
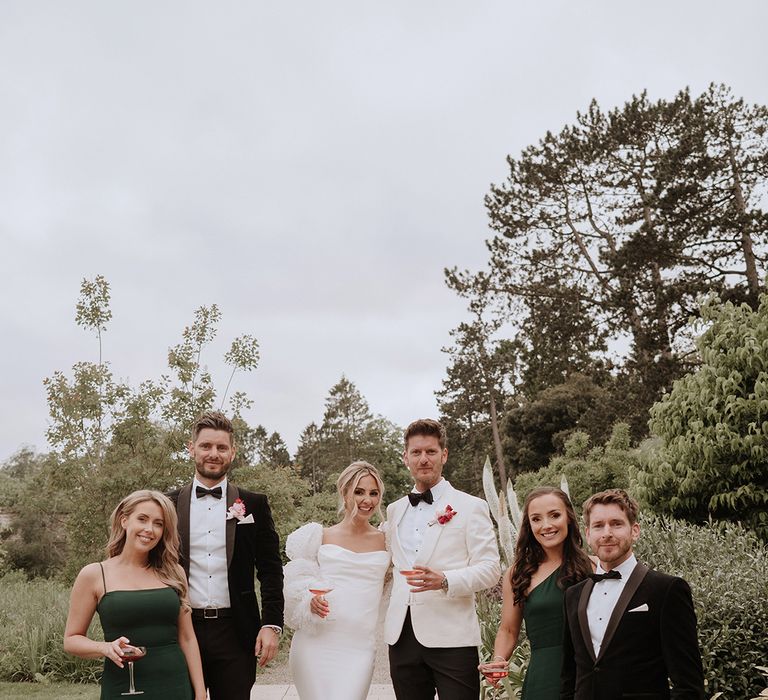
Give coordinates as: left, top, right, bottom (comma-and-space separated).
262, 625, 282, 635
441, 575, 449, 592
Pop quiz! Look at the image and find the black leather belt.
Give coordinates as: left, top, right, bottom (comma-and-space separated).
191, 607, 232, 620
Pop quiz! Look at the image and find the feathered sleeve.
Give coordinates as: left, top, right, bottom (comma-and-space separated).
283, 522, 324, 632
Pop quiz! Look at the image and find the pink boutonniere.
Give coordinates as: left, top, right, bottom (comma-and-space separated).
429, 504, 457, 527
226, 498, 247, 521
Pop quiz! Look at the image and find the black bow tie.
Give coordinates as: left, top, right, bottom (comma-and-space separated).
408, 489, 434, 506
589, 570, 622, 582
196, 485, 223, 499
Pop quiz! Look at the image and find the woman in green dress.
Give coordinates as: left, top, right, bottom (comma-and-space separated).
65, 490, 206, 700
479, 487, 593, 699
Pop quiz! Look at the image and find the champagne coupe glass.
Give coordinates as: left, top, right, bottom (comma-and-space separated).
480, 666, 508, 699
399, 562, 422, 589
120, 645, 147, 696
308, 578, 335, 621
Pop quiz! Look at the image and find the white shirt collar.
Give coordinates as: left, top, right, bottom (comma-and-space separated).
411, 477, 448, 500
192, 475, 228, 492
596, 552, 637, 578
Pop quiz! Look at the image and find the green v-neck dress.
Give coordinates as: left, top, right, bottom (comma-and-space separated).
521, 567, 564, 700
96, 583, 192, 699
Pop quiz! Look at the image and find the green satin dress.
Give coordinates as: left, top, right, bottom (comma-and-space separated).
521, 567, 564, 700
97, 586, 192, 700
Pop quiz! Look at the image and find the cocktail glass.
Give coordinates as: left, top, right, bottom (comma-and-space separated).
120, 645, 147, 696
308, 579, 336, 620
480, 666, 508, 699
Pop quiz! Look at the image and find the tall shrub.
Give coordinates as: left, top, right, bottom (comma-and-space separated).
639, 292, 768, 539
636, 516, 768, 698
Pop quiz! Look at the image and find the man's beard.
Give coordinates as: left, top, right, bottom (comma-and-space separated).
195, 458, 232, 481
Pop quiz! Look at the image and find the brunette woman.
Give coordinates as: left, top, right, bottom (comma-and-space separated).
479, 487, 593, 699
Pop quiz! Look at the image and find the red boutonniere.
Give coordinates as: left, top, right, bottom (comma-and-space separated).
429, 504, 457, 527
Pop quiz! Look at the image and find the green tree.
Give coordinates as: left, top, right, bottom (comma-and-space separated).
448, 85, 767, 443
23, 276, 263, 579
437, 310, 517, 493
503, 373, 608, 473
513, 423, 638, 511
638, 291, 768, 539
294, 377, 409, 503
234, 423, 291, 470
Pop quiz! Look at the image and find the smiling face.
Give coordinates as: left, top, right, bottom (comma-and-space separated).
345, 474, 381, 522
121, 499, 164, 552
527, 492, 569, 554
189, 427, 236, 486
586, 502, 640, 570
403, 434, 447, 491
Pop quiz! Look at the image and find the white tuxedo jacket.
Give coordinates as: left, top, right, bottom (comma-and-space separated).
384, 481, 500, 647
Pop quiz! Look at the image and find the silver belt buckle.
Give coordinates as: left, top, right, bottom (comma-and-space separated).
203, 607, 218, 619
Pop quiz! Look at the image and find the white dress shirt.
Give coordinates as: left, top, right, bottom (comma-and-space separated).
188, 476, 230, 609
587, 553, 637, 656
398, 477, 449, 566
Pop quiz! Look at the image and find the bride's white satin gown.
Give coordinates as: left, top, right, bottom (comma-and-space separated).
290, 544, 390, 700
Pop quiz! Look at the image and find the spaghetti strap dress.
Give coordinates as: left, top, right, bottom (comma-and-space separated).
521, 567, 564, 700
96, 563, 192, 699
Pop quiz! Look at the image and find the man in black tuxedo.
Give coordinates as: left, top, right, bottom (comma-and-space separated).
168, 411, 284, 700
561, 489, 705, 700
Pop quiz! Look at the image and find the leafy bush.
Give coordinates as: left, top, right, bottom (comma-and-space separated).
636, 516, 768, 698
639, 292, 768, 539
0, 572, 101, 683
512, 423, 637, 508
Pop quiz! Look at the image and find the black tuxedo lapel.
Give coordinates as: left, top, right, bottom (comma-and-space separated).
226, 482, 239, 568
577, 579, 597, 662
596, 563, 649, 663
177, 483, 192, 578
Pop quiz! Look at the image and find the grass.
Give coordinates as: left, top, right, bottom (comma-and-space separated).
0, 682, 99, 699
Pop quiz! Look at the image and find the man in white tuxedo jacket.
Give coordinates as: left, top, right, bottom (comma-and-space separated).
385, 419, 501, 700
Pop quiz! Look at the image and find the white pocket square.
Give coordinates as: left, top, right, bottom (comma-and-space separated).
628, 603, 649, 612
237, 514, 255, 525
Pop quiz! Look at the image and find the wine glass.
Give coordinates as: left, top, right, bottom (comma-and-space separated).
308, 579, 336, 620
480, 666, 508, 699
120, 645, 147, 696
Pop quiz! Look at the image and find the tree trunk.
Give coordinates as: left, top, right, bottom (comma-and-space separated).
728, 143, 761, 303
489, 391, 508, 487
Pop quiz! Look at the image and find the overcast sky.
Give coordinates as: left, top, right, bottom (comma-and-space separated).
2, 1, 767, 461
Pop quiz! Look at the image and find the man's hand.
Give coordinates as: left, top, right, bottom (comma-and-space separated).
405, 566, 445, 593
254, 627, 280, 667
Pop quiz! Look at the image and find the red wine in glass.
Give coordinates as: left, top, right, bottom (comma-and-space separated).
120, 646, 147, 696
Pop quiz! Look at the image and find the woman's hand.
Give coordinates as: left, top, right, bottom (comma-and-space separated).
310, 593, 330, 618
478, 658, 508, 671
103, 636, 131, 668
478, 658, 508, 688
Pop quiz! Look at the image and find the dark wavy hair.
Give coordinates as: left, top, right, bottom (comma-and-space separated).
509, 487, 592, 605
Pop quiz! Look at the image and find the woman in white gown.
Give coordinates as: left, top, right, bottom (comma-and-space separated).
284, 461, 390, 700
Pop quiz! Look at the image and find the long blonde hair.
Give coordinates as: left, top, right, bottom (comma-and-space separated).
106, 490, 189, 609
336, 461, 385, 520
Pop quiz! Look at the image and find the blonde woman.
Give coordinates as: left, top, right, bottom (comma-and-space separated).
284, 461, 390, 700
64, 490, 205, 700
